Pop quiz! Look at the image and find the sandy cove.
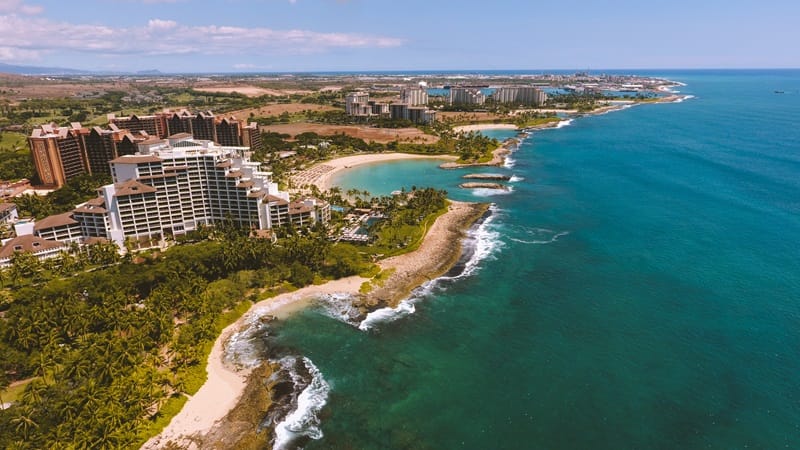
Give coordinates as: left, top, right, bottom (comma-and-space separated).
290, 152, 456, 193
453, 123, 519, 133
142, 200, 488, 449
141, 276, 368, 450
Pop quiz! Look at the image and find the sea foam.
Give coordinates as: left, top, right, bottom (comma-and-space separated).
315, 292, 362, 325
272, 356, 330, 450
671, 95, 695, 103
359, 298, 417, 331
507, 227, 569, 245
556, 118, 574, 128
355, 205, 503, 331
471, 186, 513, 197
509, 175, 524, 182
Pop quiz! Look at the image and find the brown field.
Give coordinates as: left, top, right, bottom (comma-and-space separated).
260, 122, 439, 144
193, 86, 313, 97
228, 103, 339, 120
0, 79, 137, 102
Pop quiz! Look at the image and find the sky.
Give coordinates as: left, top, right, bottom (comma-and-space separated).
0, 0, 797, 72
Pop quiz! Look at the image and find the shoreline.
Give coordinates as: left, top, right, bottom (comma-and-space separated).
141, 82, 693, 449
290, 152, 456, 192
141, 276, 369, 449
363, 200, 490, 308
452, 123, 518, 133
142, 199, 488, 448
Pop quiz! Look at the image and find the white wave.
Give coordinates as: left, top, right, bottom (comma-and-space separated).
672, 94, 695, 103
358, 298, 417, 331
505, 225, 569, 246
315, 293, 361, 326
509, 175, 524, 182
273, 357, 330, 450
356, 205, 504, 331
503, 156, 516, 168
223, 315, 271, 370
445, 204, 503, 280
557, 118, 573, 128
508, 230, 569, 245
471, 186, 513, 197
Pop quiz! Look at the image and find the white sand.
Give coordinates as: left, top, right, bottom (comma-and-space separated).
452, 123, 518, 133
291, 153, 456, 192
143, 153, 484, 449
141, 275, 368, 449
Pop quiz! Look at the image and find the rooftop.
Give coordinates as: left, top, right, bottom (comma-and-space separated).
110, 154, 161, 164
114, 180, 158, 196
34, 212, 78, 231
0, 235, 65, 260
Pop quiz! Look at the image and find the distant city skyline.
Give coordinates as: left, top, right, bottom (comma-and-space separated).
0, 0, 798, 73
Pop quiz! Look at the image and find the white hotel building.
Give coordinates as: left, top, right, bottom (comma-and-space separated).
2, 135, 330, 261
492, 86, 548, 106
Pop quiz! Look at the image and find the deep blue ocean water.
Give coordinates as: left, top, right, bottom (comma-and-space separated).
266, 70, 800, 449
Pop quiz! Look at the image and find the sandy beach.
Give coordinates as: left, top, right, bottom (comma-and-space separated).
141, 275, 368, 450
143, 151, 489, 449
453, 123, 518, 133
291, 152, 456, 192
142, 199, 488, 449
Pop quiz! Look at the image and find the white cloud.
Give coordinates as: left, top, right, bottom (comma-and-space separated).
0, 15, 404, 62
147, 18, 177, 30
0, 46, 40, 61
0, 0, 42, 14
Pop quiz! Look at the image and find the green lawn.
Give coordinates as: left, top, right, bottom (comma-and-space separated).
0, 131, 27, 151
1, 377, 34, 405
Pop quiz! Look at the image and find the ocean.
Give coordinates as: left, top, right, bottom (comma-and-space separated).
254, 70, 800, 449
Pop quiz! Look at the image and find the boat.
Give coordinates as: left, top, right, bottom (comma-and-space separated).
774, 90, 785, 94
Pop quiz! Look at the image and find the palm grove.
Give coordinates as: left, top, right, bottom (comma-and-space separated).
0, 186, 449, 449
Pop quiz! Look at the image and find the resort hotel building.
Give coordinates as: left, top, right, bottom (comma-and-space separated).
28, 110, 262, 189
449, 87, 486, 105
400, 87, 429, 106
345, 88, 437, 124
492, 86, 548, 106
2, 134, 329, 266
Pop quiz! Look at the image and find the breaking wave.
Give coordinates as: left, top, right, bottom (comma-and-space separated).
359, 298, 417, 331
355, 205, 504, 331
471, 186, 513, 197
315, 292, 362, 325
671, 95, 695, 103
506, 226, 569, 245
272, 356, 330, 450
556, 118, 574, 128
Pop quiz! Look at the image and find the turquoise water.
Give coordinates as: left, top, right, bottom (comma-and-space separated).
268, 70, 800, 449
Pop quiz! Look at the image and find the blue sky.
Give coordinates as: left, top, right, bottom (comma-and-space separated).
0, 0, 797, 72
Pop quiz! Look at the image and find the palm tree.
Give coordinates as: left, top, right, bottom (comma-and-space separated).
11, 407, 39, 440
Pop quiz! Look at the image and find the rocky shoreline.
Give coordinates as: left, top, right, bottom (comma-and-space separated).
144, 200, 490, 449
462, 173, 511, 180
459, 182, 508, 190
357, 201, 490, 310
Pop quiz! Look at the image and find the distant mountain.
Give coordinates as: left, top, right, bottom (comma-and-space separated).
135, 69, 163, 75
0, 62, 91, 75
